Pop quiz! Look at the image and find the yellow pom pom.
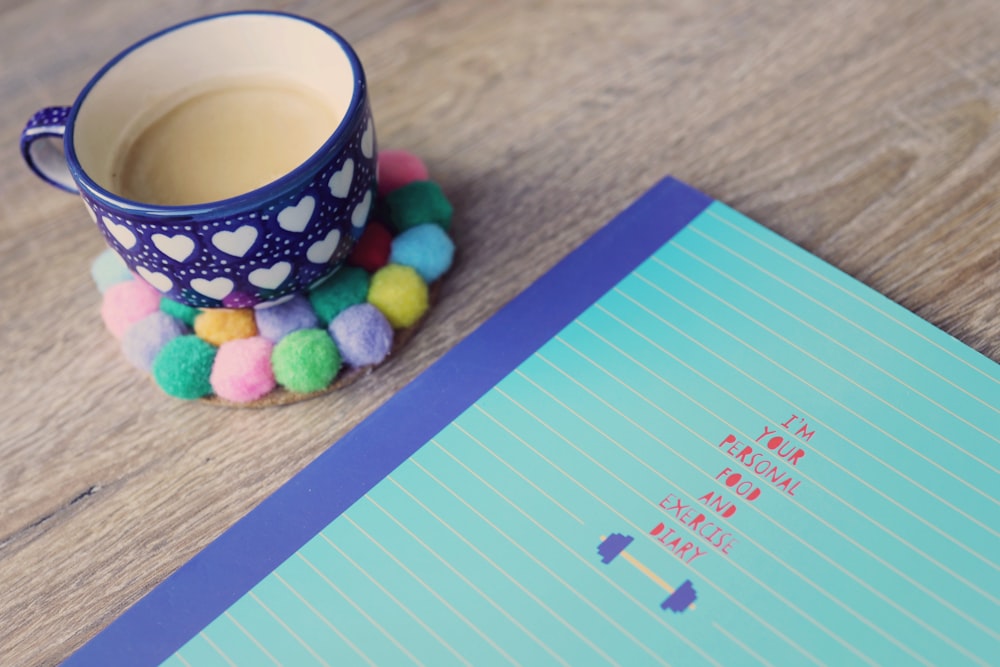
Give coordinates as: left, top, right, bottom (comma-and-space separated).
194, 308, 257, 346
367, 264, 429, 328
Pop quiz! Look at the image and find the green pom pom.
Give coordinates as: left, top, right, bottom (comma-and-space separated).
385, 181, 453, 232
160, 297, 200, 327
151, 335, 217, 399
272, 329, 341, 393
308, 266, 370, 326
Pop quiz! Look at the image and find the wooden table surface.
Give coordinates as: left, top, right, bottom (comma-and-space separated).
1, 0, 997, 664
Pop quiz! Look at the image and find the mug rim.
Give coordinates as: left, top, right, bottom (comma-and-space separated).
64, 10, 366, 221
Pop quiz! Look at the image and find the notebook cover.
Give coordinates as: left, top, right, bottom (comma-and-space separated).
66, 177, 1000, 667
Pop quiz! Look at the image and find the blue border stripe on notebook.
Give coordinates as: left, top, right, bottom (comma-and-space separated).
64, 177, 712, 667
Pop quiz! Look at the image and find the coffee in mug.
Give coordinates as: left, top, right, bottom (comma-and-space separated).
113, 76, 341, 206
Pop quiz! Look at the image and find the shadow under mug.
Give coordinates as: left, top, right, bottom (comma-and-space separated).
20, 11, 376, 308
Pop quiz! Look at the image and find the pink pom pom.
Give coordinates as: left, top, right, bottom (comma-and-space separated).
377, 150, 430, 196
101, 279, 162, 339
210, 336, 276, 403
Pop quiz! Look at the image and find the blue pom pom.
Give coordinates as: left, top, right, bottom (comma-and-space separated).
122, 311, 188, 371
328, 303, 394, 367
389, 224, 455, 283
254, 295, 319, 343
91, 248, 133, 293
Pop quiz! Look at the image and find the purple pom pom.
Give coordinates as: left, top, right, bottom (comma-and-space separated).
122, 311, 188, 371
328, 304, 394, 367
254, 295, 319, 343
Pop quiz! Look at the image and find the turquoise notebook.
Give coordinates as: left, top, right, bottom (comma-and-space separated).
67, 178, 1000, 666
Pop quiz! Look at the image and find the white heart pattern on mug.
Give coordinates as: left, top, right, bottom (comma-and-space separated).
328, 159, 354, 198
103, 216, 136, 249
212, 225, 258, 257
191, 277, 234, 300
307, 229, 342, 264
361, 120, 374, 158
248, 261, 292, 290
351, 191, 372, 228
151, 233, 195, 262
136, 266, 173, 293
277, 196, 315, 233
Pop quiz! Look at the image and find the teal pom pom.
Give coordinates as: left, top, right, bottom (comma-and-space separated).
308, 266, 370, 326
91, 248, 133, 293
160, 297, 200, 327
151, 335, 217, 399
271, 329, 341, 393
390, 224, 455, 283
385, 181, 453, 232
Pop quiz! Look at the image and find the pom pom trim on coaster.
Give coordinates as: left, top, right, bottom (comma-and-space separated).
94, 150, 455, 408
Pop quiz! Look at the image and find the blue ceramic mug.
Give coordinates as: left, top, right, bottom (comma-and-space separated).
21, 11, 376, 308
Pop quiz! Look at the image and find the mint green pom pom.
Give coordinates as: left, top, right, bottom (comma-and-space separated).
151, 335, 217, 399
272, 329, 342, 393
160, 297, 200, 327
385, 181, 453, 232
308, 266, 370, 326
91, 248, 133, 293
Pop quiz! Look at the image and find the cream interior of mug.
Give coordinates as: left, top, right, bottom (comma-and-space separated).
72, 13, 356, 201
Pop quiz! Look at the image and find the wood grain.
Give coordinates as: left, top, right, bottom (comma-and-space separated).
0, 0, 997, 664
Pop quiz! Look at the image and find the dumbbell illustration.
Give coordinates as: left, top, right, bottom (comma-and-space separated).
597, 533, 697, 613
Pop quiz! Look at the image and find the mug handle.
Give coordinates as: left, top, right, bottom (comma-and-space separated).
20, 106, 78, 193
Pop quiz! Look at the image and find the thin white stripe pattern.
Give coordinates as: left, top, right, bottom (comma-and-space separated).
713, 622, 776, 667
248, 590, 332, 667
366, 495, 575, 667
340, 516, 521, 666
524, 355, 998, 660
174, 653, 194, 667
634, 267, 1000, 537
491, 382, 937, 667
341, 515, 517, 665
706, 208, 1000, 393
221, 613, 280, 666
650, 254, 1000, 511
609, 286, 1000, 572
319, 531, 472, 666
576, 311, 1000, 604
481, 394, 657, 523
324, 528, 518, 665
386, 471, 621, 666
198, 630, 239, 667
686, 223, 1000, 445
272, 569, 380, 667
510, 368, 946, 666
452, 421, 583, 524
